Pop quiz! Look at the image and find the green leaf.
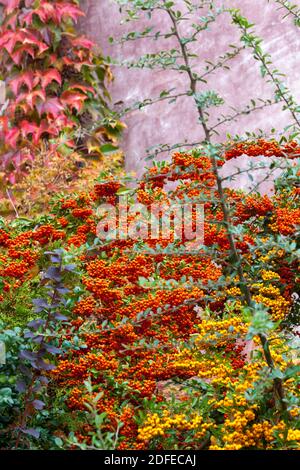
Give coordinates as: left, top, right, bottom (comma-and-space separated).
54, 437, 63, 447
100, 144, 119, 154
164, 1, 175, 8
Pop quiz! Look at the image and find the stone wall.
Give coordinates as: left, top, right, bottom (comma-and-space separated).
79, 0, 300, 185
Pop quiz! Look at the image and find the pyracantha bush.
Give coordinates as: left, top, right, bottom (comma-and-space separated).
0, 140, 299, 449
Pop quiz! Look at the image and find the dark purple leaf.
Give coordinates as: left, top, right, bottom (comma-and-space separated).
32, 299, 50, 310
41, 300, 60, 309
35, 359, 56, 371
32, 335, 44, 344
20, 350, 37, 361
19, 364, 32, 378
36, 347, 47, 356
24, 331, 35, 339
39, 376, 49, 385
32, 383, 42, 393
45, 344, 61, 355
21, 428, 40, 438
33, 307, 46, 314
57, 287, 70, 295
63, 264, 77, 272
30, 361, 39, 370
53, 313, 68, 321
32, 399, 45, 410
44, 267, 62, 282
50, 255, 62, 263
15, 380, 27, 393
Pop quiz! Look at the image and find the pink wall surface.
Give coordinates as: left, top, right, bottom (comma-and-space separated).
79, 0, 300, 183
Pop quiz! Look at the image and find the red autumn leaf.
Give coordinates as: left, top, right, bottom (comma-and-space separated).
12, 149, 27, 168
55, 114, 76, 130
8, 99, 28, 116
4, 11, 18, 29
36, 97, 65, 118
20, 119, 59, 144
22, 2, 83, 26
22, 30, 49, 55
56, 3, 85, 23
39, 69, 62, 89
0, 31, 17, 54
0, 0, 20, 14
0, 116, 8, 134
10, 45, 36, 65
68, 83, 95, 95
16, 89, 46, 110
73, 48, 93, 63
71, 36, 95, 50
64, 139, 75, 148
21, 2, 58, 26
8, 171, 16, 185
5, 127, 20, 149
9, 71, 35, 96
38, 120, 60, 142
0, 30, 22, 54
1, 150, 14, 167
62, 56, 93, 71
2, 150, 27, 175
60, 90, 88, 113
61, 57, 75, 67
0, 30, 48, 56
21, 11, 38, 27
19, 120, 39, 137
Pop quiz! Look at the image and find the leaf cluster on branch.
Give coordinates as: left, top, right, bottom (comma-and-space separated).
0, 0, 122, 186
